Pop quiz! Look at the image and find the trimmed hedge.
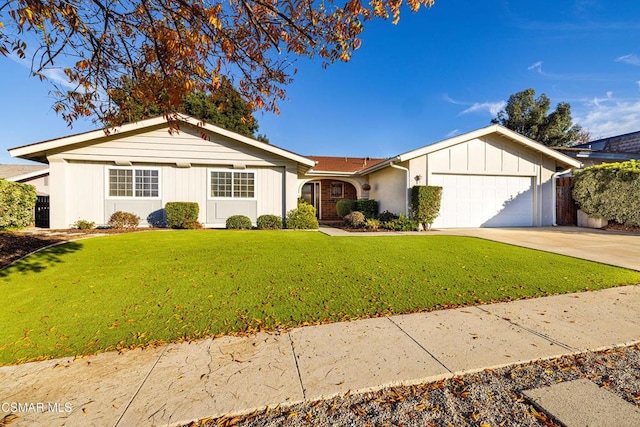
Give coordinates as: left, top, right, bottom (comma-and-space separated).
226, 215, 252, 229
382, 214, 418, 231
411, 185, 442, 230
108, 211, 140, 228
0, 179, 37, 229
573, 160, 640, 226
256, 214, 283, 230
336, 199, 356, 217
286, 200, 319, 229
165, 202, 200, 229
356, 199, 378, 218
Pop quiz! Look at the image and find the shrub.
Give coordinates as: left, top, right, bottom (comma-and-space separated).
378, 210, 399, 222
335, 199, 356, 217
355, 199, 379, 218
344, 211, 365, 227
108, 211, 140, 228
0, 179, 37, 229
165, 202, 200, 229
573, 160, 640, 226
74, 219, 95, 230
364, 218, 381, 230
226, 215, 252, 229
382, 214, 418, 231
256, 214, 283, 230
286, 200, 319, 229
411, 185, 443, 230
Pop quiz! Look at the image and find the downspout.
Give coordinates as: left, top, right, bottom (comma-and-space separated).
552, 168, 573, 226
389, 161, 410, 216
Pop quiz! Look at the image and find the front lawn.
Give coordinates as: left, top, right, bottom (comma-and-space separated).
1, 231, 639, 365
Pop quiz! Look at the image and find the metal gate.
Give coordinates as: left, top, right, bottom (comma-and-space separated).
35, 195, 50, 228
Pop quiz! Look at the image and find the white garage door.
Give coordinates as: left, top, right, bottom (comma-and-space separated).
431, 174, 534, 228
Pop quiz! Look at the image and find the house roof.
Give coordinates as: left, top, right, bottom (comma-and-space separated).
8, 115, 316, 168
360, 125, 583, 174
574, 130, 640, 153
305, 156, 387, 175
0, 164, 49, 180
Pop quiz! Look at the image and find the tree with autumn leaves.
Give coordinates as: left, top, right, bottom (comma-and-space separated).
0, 0, 434, 128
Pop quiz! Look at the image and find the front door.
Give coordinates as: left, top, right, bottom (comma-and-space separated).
301, 182, 321, 218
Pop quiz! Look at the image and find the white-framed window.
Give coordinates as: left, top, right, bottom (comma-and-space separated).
106, 167, 160, 198
209, 169, 256, 199
330, 182, 344, 198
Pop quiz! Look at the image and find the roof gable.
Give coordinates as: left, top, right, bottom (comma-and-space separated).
9, 115, 315, 167
361, 125, 582, 173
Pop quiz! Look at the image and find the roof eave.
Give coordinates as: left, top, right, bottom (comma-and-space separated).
5, 168, 50, 182
9, 115, 316, 167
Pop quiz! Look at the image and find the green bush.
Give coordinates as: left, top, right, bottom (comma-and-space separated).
378, 210, 399, 222
573, 160, 640, 226
356, 199, 378, 218
286, 200, 319, 229
165, 202, 200, 229
382, 214, 418, 231
108, 211, 140, 228
74, 219, 95, 230
0, 179, 37, 229
364, 218, 381, 230
344, 211, 365, 227
226, 215, 252, 229
335, 199, 356, 217
256, 214, 283, 230
411, 185, 443, 230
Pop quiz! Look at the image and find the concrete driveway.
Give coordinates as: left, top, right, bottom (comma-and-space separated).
437, 226, 640, 271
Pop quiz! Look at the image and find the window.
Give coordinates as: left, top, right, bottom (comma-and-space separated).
108, 168, 159, 198
210, 170, 255, 199
330, 182, 344, 198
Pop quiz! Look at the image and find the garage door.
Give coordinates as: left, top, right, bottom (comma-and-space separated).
430, 174, 534, 228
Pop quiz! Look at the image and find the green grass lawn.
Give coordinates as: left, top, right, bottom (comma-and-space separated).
1, 230, 639, 365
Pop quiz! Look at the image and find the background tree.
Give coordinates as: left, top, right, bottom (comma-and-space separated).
0, 0, 435, 128
491, 88, 584, 147
110, 76, 268, 141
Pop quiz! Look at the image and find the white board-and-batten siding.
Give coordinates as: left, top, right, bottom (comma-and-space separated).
46, 125, 297, 228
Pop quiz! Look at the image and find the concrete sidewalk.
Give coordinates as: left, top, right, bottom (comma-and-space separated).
1, 285, 639, 426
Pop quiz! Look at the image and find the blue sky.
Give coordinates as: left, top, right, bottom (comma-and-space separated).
3, 0, 640, 164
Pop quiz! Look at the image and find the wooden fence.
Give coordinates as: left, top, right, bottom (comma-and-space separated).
556, 177, 577, 226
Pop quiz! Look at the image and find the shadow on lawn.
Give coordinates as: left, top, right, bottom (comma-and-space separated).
0, 241, 83, 277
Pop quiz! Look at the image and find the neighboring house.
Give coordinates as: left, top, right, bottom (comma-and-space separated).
9, 116, 581, 229
0, 164, 50, 195
557, 131, 640, 166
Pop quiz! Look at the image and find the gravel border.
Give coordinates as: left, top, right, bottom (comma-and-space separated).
193, 344, 640, 427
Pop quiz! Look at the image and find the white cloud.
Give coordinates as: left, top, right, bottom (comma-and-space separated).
575, 92, 640, 138
7, 52, 77, 89
460, 101, 506, 116
615, 54, 640, 66
528, 61, 544, 73
446, 129, 460, 138
443, 93, 464, 105
445, 94, 506, 116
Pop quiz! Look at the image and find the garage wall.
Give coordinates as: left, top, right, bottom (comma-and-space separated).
426, 135, 539, 176
407, 135, 560, 228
